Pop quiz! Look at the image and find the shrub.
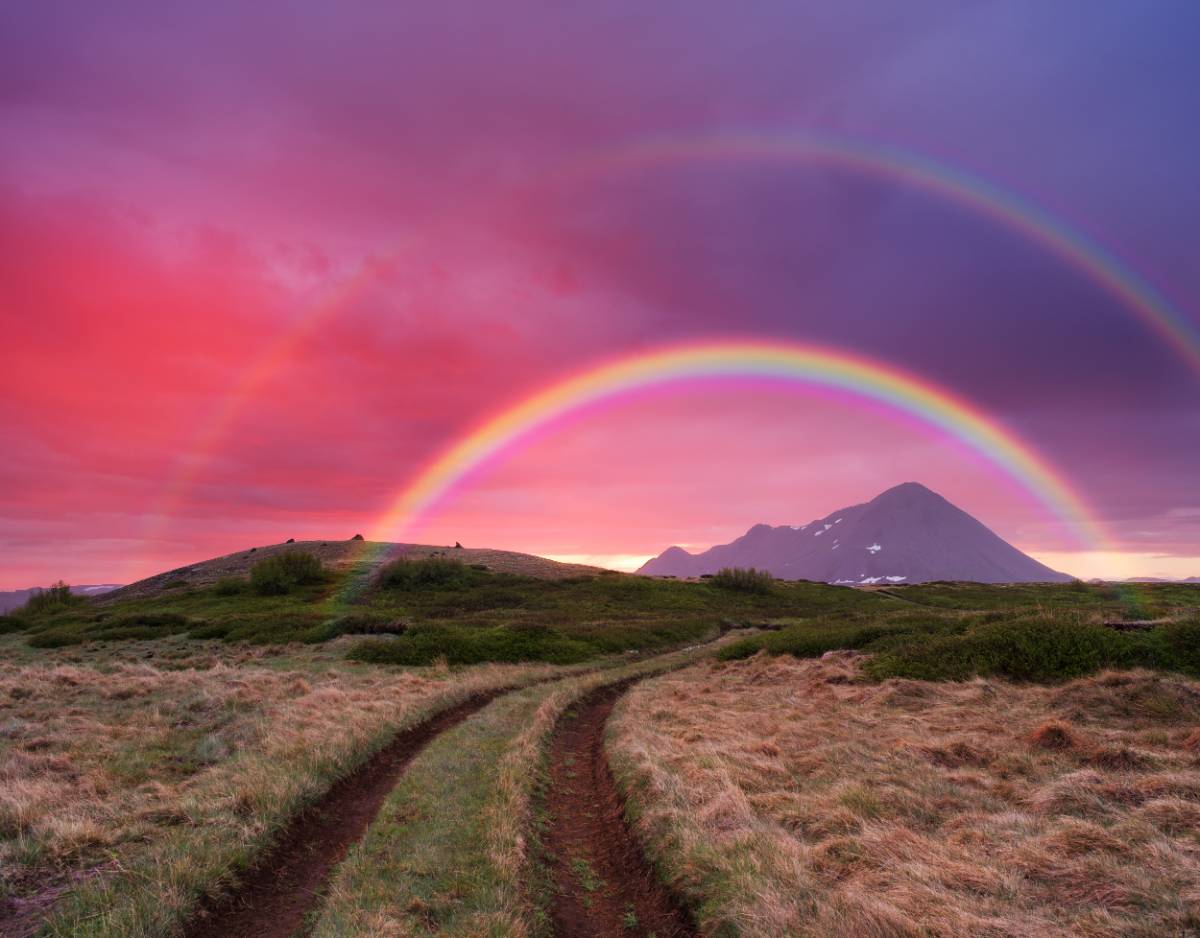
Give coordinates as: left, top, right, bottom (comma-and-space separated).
213, 576, 245, 596
27, 629, 86, 648
866, 618, 1137, 682
0, 614, 28, 635
377, 557, 470, 590
325, 613, 408, 636
719, 618, 916, 661
710, 567, 775, 593
347, 622, 593, 666
20, 581, 86, 616
249, 550, 324, 595
1158, 618, 1200, 674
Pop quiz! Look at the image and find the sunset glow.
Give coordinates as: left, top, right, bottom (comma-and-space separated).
2, 3, 1198, 587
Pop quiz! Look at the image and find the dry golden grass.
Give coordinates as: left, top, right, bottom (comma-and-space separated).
0, 636, 562, 934
610, 652, 1200, 937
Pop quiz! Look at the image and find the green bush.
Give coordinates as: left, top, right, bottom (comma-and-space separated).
719, 618, 919, 661
710, 567, 775, 593
213, 576, 246, 596
377, 557, 470, 590
720, 610, 1200, 684
27, 629, 86, 648
864, 617, 1162, 682
249, 550, 324, 595
21, 581, 87, 616
0, 614, 28, 635
304, 613, 409, 642
347, 622, 593, 666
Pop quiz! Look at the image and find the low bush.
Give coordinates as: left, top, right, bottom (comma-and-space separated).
249, 550, 324, 595
719, 617, 919, 661
213, 576, 246, 596
723, 611, 1200, 683
21, 581, 87, 616
377, 557, 471, 590
865, 616, 1200, 682
0, 614, 28, 634
323, 613, 409, 638
347, 622, 593, 666
710, 567, 775, 593
27, 628, 86, 648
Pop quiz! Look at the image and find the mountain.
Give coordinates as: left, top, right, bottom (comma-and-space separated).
0, 584, 122, 614
638, 482, 1073, 584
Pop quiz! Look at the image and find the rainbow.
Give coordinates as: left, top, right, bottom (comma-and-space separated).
570, 133, 1200, 376
369, 339, 1109, 548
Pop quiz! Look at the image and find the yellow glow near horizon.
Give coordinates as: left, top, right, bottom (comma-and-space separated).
544, 553, 654, 572
1030, 551, 1200, 582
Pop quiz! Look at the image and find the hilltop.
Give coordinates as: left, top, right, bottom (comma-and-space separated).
100, 539, 604, 604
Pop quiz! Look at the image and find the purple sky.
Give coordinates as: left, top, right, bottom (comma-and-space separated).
2, 1, 1198, 586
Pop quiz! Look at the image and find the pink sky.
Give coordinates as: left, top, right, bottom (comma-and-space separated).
2, 3, 1198, 586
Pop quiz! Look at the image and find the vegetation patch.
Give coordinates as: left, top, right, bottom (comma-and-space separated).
249, 550, 326, 595
710, 567, 775, 593
722, 610, 1200, 682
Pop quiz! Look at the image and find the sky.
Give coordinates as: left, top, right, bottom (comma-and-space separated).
2, 1, 1199, 587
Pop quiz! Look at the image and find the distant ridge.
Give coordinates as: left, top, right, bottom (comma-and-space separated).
639, 482, 1073, 584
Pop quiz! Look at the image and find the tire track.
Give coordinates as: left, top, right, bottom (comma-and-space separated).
184, 689, 507, 938
543, 680, 698, 938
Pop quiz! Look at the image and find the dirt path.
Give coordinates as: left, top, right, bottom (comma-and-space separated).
543, 680, 698, 938
185, 690, 506, 938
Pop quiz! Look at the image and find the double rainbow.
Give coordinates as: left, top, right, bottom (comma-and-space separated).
369, 339, 1108, 549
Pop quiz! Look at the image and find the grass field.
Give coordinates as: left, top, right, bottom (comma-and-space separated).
609, 653, 1200, 937
0, 634, 577, 937
5, 554, 1200, 935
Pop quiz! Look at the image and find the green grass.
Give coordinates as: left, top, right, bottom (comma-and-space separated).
309, 681, 555, 938
13, 565, 893, 662
13, 565, 1200, 671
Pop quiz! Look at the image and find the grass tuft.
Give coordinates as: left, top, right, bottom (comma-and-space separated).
710, 567, 775, 593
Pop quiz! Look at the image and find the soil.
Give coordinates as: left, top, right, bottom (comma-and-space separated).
184, 689, 507, 938
543, 680, 698, 938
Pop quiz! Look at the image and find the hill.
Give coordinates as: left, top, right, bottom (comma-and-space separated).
99, 539, 604, 604
639, 482, 1073, 583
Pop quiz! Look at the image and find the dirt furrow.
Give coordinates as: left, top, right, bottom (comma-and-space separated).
184, 689, 507, 938
543, 680, 698, 938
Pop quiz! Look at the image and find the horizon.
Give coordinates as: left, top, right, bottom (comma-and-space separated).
3, 3, 1199, 587
5, 476, 1198, 588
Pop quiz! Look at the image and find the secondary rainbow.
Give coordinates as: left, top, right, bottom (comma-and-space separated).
572, 134, 1200, 376
369, 339, 1108, 548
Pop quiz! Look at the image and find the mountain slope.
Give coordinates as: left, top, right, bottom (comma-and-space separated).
639, 482, 1072, 584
